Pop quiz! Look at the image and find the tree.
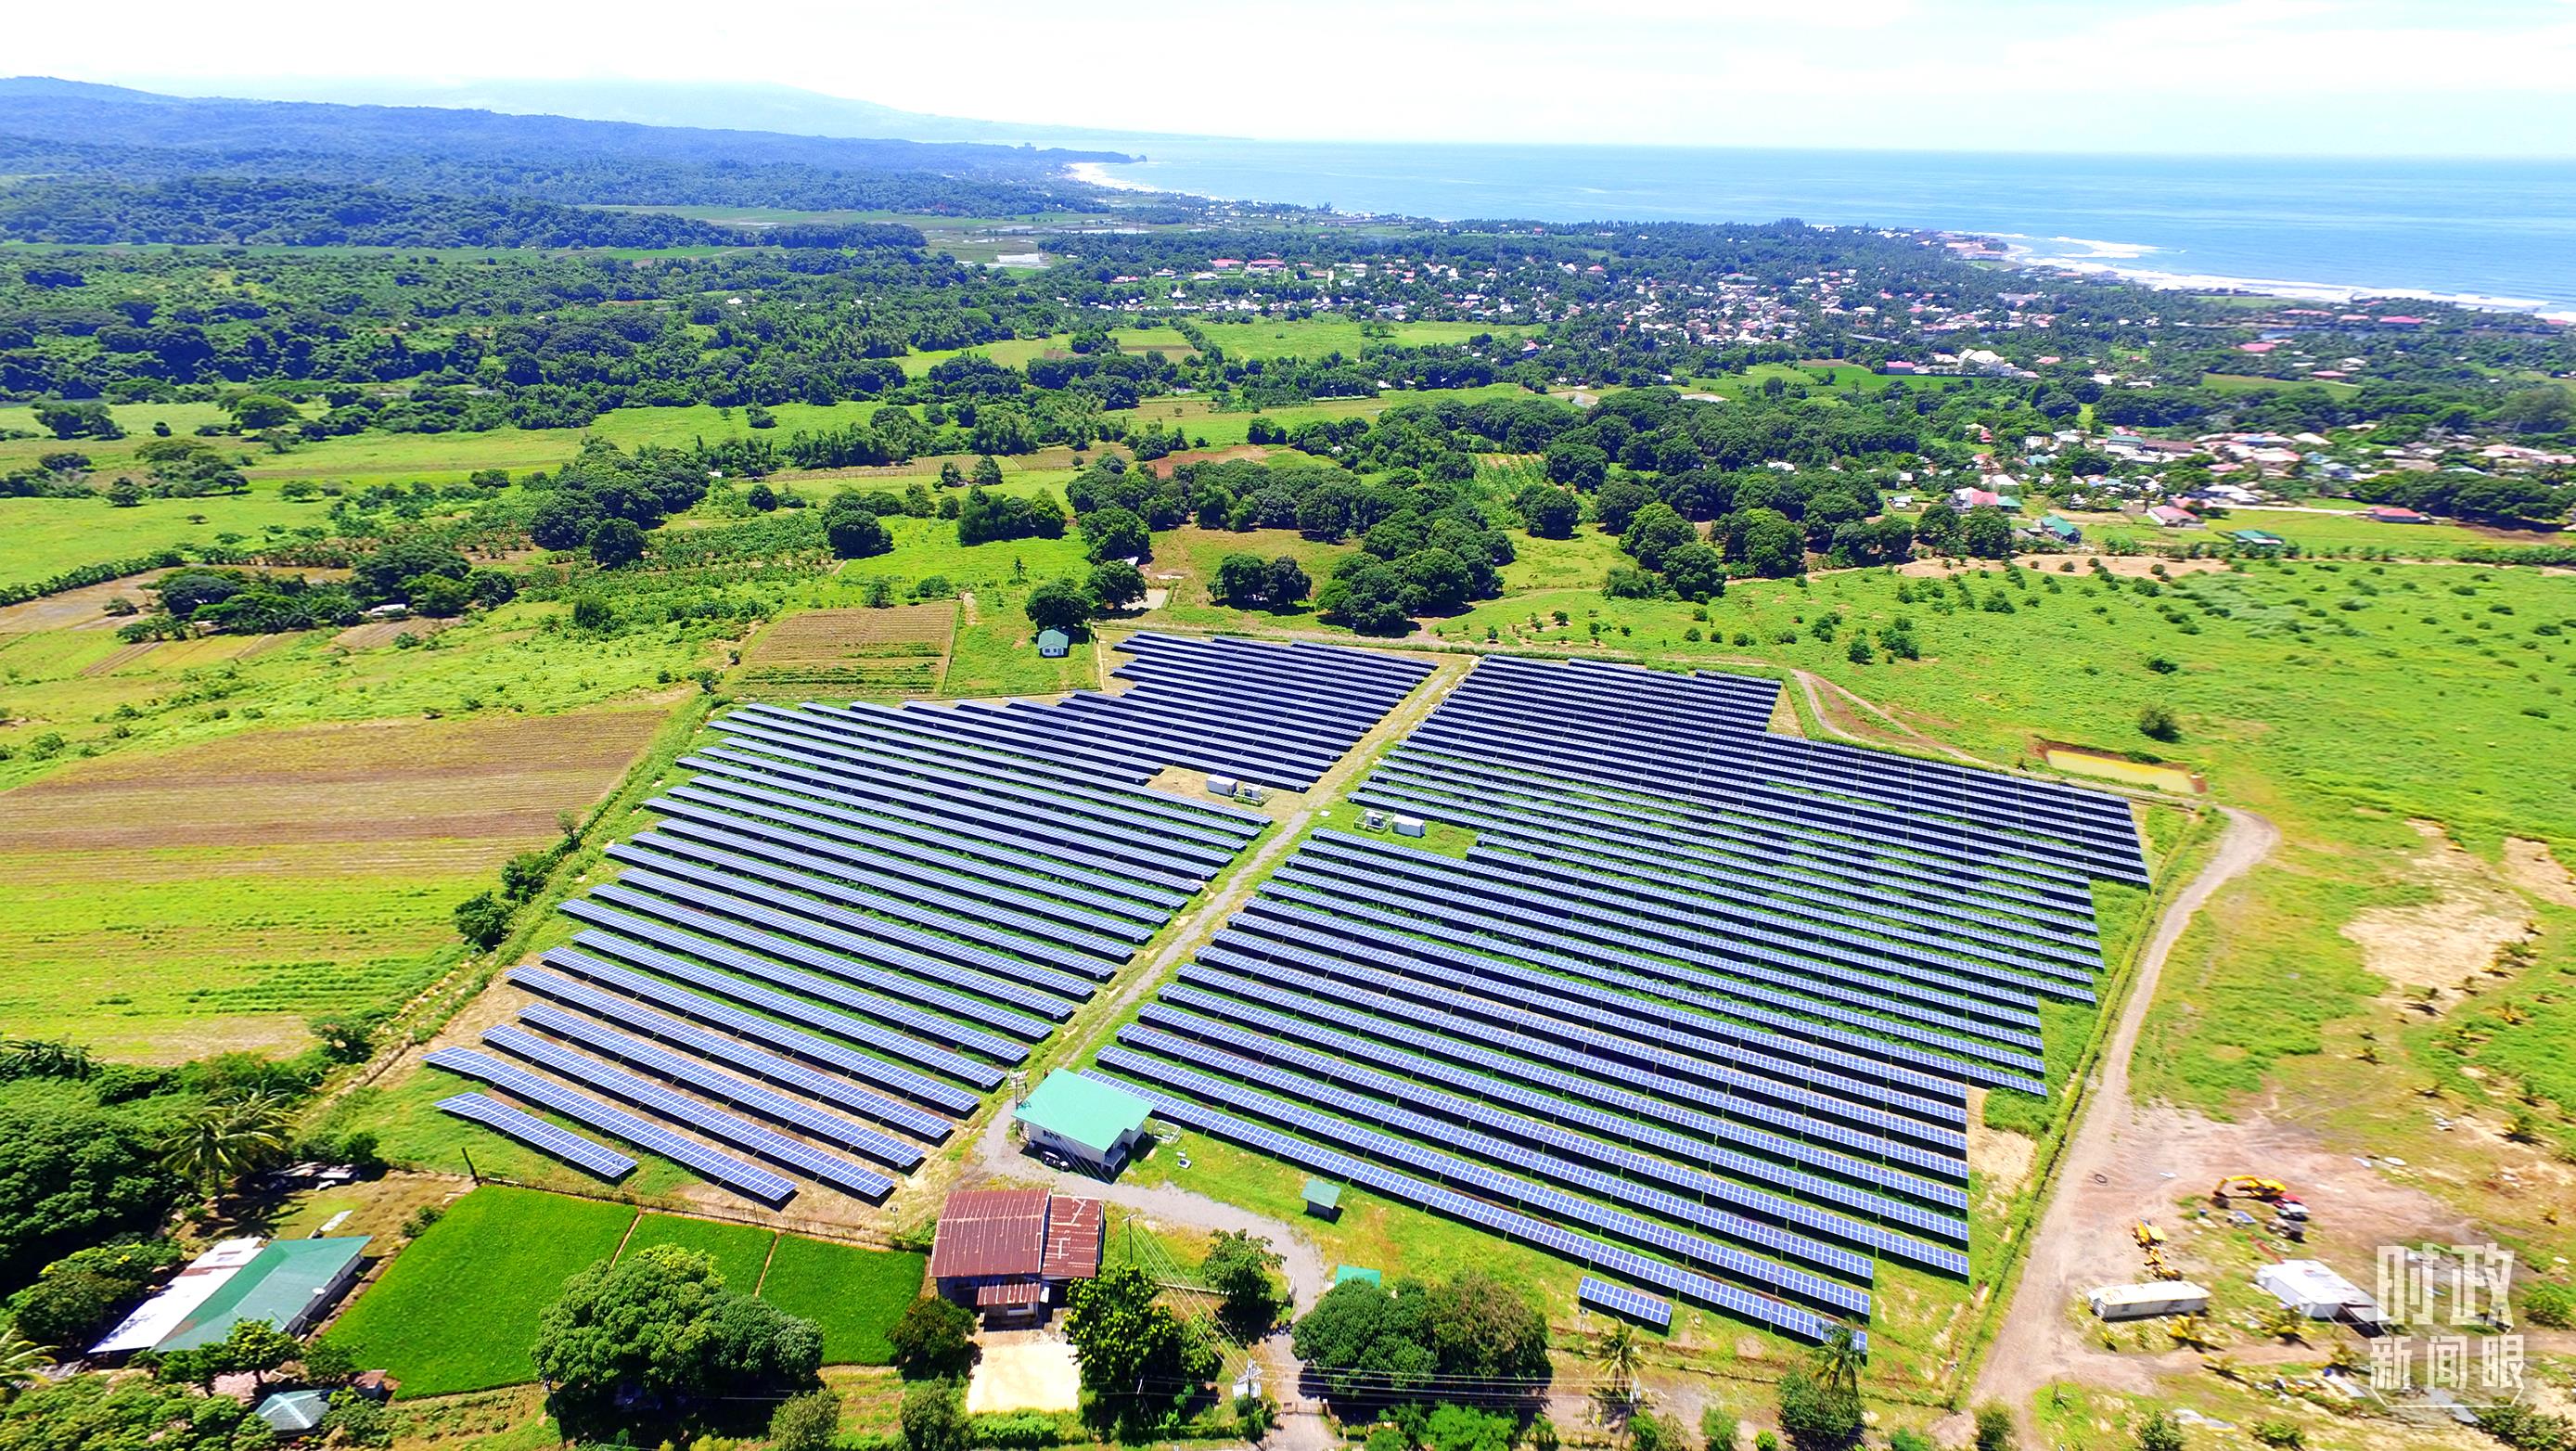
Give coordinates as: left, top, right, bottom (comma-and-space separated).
886, 1295, 975, 1379
2138, 703, 2182, 742
972, 455, 1005, 488
1973, 1404, 2015, 1451
1266, 556, 1312, 607
1061, 1263, 1216, 1431
1425, 1268, 1550, 1383
1597, 1321, 1641, 1407
1291, 1278, 1434, 1402
1593, 477, 1659, 533
1961, 507, 2015, 559
1395, 547, 1473, 613
0, 1106, 176, 1294
1317, 560, 1415, 636
1025, 577, 1096, 635
1088, 559, 1147, 611
1622, 503, 1697, 571
1660, 542, 1727, 602
531, 1244, 820, 1431
2136, 1411, 2186, 1451
224, 394, 300, 430
299, 1335, 357, 1385
1079, 505, 1151, 564
454, 892, 512, 949
1729, 508, 1808, 577
1775, 1368, 1862, 1451
587, 518, 646, 568
6, 1269, 131, 1349
1544, 440, 1608, 491
1202, 1229, 1284, 1338
160, 1092, 294, 1202
901, 1379, 968, 1451
0, 1331, 52, 1401
1517, 485, 1582, 539
0, 1038, 94, 1082
825, 500, 891, 559
1213, 552, 1271, 607
770, 1388, 842, 1451
156, 1318, 299, 1389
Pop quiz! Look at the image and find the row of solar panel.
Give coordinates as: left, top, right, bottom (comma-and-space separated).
1258, 871, 2044, 1082
1579, 1276, 1674, 1329
1296, 828, 2073, 1027
1096, 1046, 1873, 1316
1467, 657, 2140, 857
1117, 1016, 1968, 1270
693, 744, 1237, 881
1471, 659, 2139, 856
428, 1048, 800, 1205
1192, 940, 1970, 1158
1368, 746, 2104, 940
1079, 1070, 1851, 1346
1162, 968, 1967, 1195
1408, 707, 2135, 890
1355, 771, 2104, 982
1404, 679, 2128, 879
712, 713, 1260, 854
1221, 899, 1991, 1116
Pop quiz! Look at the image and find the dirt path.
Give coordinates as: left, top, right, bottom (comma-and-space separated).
1790, 668, 1998, 767
1971, 806, 2281, 1419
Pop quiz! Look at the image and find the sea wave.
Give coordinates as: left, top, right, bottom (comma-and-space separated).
2017, 251, 2568, 315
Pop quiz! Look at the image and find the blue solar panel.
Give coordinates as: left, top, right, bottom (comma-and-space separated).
509, 965, 955, 1139
425, 1047, 798, 1206
482, 1025, 896, 1201
516, 1005, 925, 1172
1579, 1277, 1673, 1329
541, 943, 990, 1105
436, 1093, 635, 1180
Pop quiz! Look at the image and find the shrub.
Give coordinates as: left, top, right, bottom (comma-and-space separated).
1974, 1405, 2015, 1451
2520, 1279, 2576, 1329
770, 1389, 842, 1451
1701, 1407, 1739, 1451
2138, 703, 2182, 741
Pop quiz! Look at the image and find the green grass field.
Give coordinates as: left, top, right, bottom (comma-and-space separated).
2078, 507, 2541, 559
2200, 372, 2363, 397
755, 1237, 926, 1366
326, 1187, 638, 1397
0, 485, 332, 590
1186, 316, 1532, 360
622, 1213, 778, 1290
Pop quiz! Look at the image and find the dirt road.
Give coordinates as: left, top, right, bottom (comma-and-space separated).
1971, 806, 2281, 1415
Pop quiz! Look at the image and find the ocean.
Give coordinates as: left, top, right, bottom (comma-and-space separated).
1068, 141, 2576, 318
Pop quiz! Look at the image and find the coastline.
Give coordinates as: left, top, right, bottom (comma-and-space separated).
1058, 155, 2576, 323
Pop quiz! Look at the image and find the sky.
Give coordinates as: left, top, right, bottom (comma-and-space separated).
29, 0, 2576, 155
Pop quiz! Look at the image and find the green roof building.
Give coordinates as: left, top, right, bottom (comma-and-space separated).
2039, 513, 2081, 543
158, 1238, 370, 1351
1014, 1072, 1151, 1177
1333, 1265, 1384, 1288
1035, 629, 1071, 659
1302, 1178, 1342, 1220
2229, 529, 2287, 547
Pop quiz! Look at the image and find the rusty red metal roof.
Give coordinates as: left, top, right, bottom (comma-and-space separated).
975, 1280, 1046, 1308
928, 1189, 1049, 1279
1042, 1195, 1104, 1280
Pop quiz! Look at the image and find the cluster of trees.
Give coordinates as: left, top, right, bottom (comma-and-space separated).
1288, 1269, 1552, 1405
531, 1244, 821, 1433
118, 535, 515, 639
1211, 552, 1314, 610
525, 440, 713, 562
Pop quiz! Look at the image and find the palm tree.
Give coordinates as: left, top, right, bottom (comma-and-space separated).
1810, 1323, 1865, 1400
2203, 1353, 2245, 1382
0, 1332, 52, 1402
0, 1038, 93, 1082
162, 1091, 295, 1203
1598, 1322, 1642, 1409
2259, 1306, 2309, 1344
2166, 1316, 2218, 1351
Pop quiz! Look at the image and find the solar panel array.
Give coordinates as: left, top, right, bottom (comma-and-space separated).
791, 634, 1435, 791
1104, 654, 2148, 1345
429, 672, 1298, 1207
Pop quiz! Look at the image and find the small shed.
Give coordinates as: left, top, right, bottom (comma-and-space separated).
2257, 1260, 2383, 1323
2039, 514, 2081, 544
1014, 1071, 1151, 1176
2088, 1281, 2211, 1320
1302, 1178, 1342, 1222
1036, 629, 1071, 659
254, 1390, 332, 1437
2229, 529, 2287, 548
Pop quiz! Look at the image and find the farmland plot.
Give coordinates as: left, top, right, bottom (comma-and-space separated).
730, 604, 956, 700
0, 704, 670, 1059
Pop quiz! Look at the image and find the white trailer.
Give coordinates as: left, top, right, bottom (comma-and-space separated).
2087, 1281, 2211, 1321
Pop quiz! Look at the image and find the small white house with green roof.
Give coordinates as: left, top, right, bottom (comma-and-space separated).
1014, 1072, 1151, 1177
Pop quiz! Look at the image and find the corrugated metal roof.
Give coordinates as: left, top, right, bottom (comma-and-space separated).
159, 1238, 369, 1351
1014, 1071, 1149, 1154
976, 1279, 1047, 1307
1042, 1195, 1103, 1280
929, 1189, 1050, 1279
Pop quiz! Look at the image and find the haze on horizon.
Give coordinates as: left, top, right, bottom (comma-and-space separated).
26, 0, 2576, 158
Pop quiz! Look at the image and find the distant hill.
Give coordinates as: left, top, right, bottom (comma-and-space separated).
0, 77, 1135, 175
111, 75, 1185, 148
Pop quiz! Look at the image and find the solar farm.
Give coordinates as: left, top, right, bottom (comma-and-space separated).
423, 635, 1432, 1209
420, 630, 2150, 1351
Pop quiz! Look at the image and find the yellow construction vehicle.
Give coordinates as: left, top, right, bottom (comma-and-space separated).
2213, 1175, 2290, 1202
2134, 1221, 2167, 1249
